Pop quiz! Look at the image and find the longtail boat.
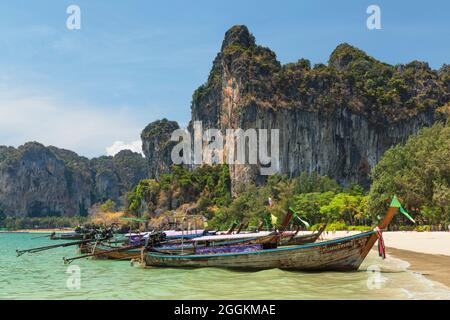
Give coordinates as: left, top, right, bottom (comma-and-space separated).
150, 211, 296, 255
152, 231, 277, 254
50, 224, 116, 241
74, 229, 277, 260
79, 230, 276, 259
142, 197, 409, 271
69, 213, 318, 261
50, 232, 91, 240
66, 242, 143, 263
65, 231, 166, 263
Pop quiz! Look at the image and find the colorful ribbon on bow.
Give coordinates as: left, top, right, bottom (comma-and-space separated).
374, 226, 386, 259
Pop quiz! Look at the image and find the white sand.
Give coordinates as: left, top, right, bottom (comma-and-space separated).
382, 232, 450, 256
319, 230, 450, 256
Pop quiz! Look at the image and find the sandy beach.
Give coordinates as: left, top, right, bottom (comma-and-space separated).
320, 230, 450, 289
382, 232, 450, 288
321, 231, 450, 255
387, 247, 450, 288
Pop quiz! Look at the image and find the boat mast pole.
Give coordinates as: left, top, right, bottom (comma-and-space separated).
181, 217, 185, 254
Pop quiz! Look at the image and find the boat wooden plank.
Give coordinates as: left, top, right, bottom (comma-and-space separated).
144, 231, 374, 271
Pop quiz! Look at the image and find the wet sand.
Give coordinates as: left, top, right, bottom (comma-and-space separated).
320, 231, 450, 290
388, 247, 450, 288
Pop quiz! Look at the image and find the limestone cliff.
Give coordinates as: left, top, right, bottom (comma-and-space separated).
0, 143, 148, 217
141, 118, 180, 179
190, 25, 449, 189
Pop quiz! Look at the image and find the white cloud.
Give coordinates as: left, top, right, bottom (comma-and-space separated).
106, 140, 143, 156
0, 85, 148, 158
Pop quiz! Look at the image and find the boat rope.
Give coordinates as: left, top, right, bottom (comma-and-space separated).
374, 227, 386, 259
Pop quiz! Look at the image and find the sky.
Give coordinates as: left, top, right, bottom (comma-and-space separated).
0, 0, 448, 158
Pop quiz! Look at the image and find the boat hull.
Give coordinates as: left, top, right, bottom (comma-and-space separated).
144, 231, 375, 271
83, 243, 142, 260
51, 233, 86, 240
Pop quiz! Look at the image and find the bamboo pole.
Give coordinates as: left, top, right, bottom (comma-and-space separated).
16, 237, 109, 257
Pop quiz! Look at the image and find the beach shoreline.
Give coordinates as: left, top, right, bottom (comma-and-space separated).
387, 247, 450, 289
320, 231, 450, 291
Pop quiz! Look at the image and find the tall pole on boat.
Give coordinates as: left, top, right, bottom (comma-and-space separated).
181, 217, 185, 254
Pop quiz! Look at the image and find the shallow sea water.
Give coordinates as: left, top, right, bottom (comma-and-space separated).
1, 233, 449, 299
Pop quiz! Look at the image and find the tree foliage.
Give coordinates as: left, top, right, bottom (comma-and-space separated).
126, 164, 231, 216
368, 122, 450, 226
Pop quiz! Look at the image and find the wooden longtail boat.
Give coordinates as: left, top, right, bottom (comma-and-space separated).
76, 242, 142, 260
75, 230, 276, 259
73, 214, 319, 260
151, 212, 295, 255
150, 211, 317, 255
50, 232, 90, 240
142, 200, 402, 271
78, 242, 92, 254
51, 225, 115, 241
73, 231, 165, 260
152, 231, 277, 254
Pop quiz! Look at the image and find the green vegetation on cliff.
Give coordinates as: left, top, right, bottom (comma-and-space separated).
126, 164, 231, 216
127, 122, 449, 231
193, 25, 449, 124
126, 165, 374, 230
208, 173, 370, 230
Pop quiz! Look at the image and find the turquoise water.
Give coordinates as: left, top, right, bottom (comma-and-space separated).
1, 233, 449, 299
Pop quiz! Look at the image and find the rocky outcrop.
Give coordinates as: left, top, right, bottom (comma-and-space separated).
90, 150, 148, 202
0, 143, 148, 217
191, 25, 449, 189
0, 142, 90, 217
141, 118, 180, 179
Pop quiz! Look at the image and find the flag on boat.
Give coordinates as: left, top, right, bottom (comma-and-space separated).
295, 214, 310, 229
289, 207, 310, 229
390, 195, 415, 223
270, 214, 278, 226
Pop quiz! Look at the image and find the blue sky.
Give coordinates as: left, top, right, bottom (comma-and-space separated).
0, 0, 448, 157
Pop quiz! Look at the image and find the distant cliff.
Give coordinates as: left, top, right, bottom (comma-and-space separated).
0, 142, 147, 217
141, 119, 180, 179
190, 25, 449, 189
